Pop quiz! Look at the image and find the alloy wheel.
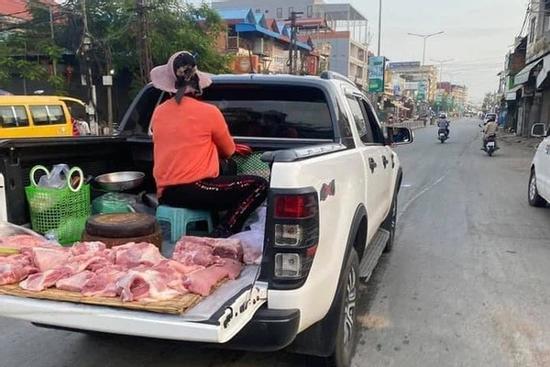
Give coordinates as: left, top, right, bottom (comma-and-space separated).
343, 267, 357, 346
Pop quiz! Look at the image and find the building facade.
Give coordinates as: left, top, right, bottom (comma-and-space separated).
212, 0, 369, 87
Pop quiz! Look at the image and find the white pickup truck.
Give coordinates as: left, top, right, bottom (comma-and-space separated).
0, 72, 412, 367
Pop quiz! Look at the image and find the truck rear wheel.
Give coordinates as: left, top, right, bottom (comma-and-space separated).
324, 249, 360, 367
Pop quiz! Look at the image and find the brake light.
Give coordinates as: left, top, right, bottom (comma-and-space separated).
275, 195, 315, 218
263, 191, 320, 289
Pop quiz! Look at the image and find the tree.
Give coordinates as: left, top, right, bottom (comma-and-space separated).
0, 1, 230, 95
59, 0, 231, 91
0, 0, 65, 92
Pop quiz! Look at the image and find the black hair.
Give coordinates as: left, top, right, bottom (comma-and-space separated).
173, 52, 201, 104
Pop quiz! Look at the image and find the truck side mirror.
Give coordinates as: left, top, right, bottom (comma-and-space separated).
387, 127, 414, 145
531, 123, 546, 137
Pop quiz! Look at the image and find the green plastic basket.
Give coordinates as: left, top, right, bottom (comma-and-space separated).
233, 152, 270, 180
25, 166, 91, 245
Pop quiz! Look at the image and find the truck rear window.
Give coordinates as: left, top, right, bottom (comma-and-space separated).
201, 85, 334, 140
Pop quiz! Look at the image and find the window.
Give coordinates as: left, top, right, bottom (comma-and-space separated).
289, 7, 294, 16
361, 99, 385, 144
346, 96, 374, 144
307, 5, 313, 18
276, 7, 282, 19
202, 84, 334, 140
29, 105, 67, 125
0, 106, 29, 128
529, 17, 537, 43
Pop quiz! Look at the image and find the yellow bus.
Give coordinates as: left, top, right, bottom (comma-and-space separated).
0, 96, 86, 138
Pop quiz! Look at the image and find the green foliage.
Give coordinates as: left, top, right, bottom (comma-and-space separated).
0, 0, 230, 94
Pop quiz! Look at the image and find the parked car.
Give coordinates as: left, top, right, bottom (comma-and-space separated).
528, 123, 550, 207
0, 72, 412, 367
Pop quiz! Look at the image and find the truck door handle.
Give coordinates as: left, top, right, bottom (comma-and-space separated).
382, 155, 389, 168
368, 158, 377, 173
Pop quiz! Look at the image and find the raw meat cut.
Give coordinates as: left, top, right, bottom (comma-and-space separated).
173, 237, 243, 265
211, 239, 243, 262
0, 255, 37, 286
0, 235, 48, 249
113, 242, 164, 268
81, 266, 126, 297
183, 259, 242, 296
56, 271, 95, 292
70, 242, 107, 256
172, 238, 220, 267
31, 247, 70, 272
117, 269, 180, 302
20, 266, 73, 291
151, 260, 202, 293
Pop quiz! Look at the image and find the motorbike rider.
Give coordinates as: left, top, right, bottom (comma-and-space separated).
437, 113, 450, 137
482, 115, 499, 149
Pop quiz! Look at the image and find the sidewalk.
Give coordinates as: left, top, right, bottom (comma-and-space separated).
499, 132, 543, 153
392, 120, 426, 130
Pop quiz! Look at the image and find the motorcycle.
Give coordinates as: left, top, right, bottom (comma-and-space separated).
483, 135, 497, 156
438, 128, 449, 143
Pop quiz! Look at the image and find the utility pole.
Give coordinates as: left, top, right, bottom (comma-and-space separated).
80, 0, 98, 135
137, 0, 153, 85
408, 31, 444, 65
431, 58, 453, 82
49, 6, 57, 77
377, 0, 382, 56
287, 11, 303, 75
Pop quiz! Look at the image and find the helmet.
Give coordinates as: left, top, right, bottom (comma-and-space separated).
487, 115, 496, 122
439, 113, 447, 119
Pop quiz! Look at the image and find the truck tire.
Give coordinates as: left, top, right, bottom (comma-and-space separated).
381, 194, 397, 253
86, 213, 157, 238
324, 249, 360, 367
528, 169, 547, 207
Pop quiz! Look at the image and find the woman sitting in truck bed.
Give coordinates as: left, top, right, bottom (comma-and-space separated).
150, 51, 268, 238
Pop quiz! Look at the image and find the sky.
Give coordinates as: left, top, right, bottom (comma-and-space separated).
341, 0, 528, 102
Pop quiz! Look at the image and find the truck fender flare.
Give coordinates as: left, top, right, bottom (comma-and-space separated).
289, 204, 367, 356
396, 167, 403, 195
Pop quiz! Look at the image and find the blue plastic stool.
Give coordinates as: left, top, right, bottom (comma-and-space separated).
157, 205, 214, 243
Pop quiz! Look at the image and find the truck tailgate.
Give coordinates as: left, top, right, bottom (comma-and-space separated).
0, 281, 267, 343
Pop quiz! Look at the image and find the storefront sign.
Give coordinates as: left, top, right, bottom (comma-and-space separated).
368, 56, 386, 93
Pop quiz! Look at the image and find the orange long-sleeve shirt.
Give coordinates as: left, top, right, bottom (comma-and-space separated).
151, 97, 236, 196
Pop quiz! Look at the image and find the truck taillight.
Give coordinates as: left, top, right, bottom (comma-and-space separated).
275, 195, 316, 219
260, 191, 319, 289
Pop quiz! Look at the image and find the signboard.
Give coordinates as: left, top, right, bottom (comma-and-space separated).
404, 82, 419, 90
389, 61, 421, 70
368, 56, 386, 93
416, 81, 427, 101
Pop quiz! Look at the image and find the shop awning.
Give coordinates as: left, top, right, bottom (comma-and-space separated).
536, 54, 550, 88
506, 85, 522, 101
514, 59, 543, 85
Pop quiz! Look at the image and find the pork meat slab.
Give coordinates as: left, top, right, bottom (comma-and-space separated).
113, 242, 164, 268
183, 259, 242, 296
55, 270, 95, 292
19, 266, 74, 291
117, 269, 181, 302
31, 247, 70, 272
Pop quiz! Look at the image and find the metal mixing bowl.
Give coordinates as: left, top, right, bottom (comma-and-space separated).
95, 171, 145, 192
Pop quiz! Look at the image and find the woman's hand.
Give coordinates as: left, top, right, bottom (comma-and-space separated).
235, 144, 252, 156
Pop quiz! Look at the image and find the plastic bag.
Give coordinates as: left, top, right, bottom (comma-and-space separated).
231, 207, 266, 265
0, 222, 44, 238
37, 164, 70, 189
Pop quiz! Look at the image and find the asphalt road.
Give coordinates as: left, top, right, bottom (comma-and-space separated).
1, 119, 549, 367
